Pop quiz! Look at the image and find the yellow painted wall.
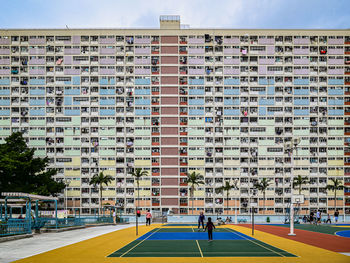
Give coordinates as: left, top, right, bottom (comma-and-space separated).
64, 157, 81, 166
135, 160, 151, 166
67, 190, 80, 197
328, 169, 344, 176
188, 160, 205, 166
328, 160, 344, 166
64, 169, 81, 177
102, 190, 116, 197
194, 190, 205, 197
99, 160, 116, 166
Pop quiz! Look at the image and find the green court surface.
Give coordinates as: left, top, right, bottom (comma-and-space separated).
164, 223, 199, 226
270, 224, 350, 235
108, 227, 296, 258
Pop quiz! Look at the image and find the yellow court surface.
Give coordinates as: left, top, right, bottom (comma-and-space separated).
15, 224, 349, 263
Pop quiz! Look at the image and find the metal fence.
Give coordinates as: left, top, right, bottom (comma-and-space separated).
0, 215, 115, 237
0, 219, 31, 236
37, 217, 85, 228
80, 215, 113, 225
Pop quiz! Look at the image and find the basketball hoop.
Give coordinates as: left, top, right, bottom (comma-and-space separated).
292, 194, 305, 204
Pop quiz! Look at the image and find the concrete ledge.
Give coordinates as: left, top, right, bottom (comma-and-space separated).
85, 223, 115, 227
0, 233, 33, 243
40, 225, 86, 233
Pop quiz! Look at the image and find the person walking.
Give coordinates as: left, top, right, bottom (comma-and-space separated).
310, 211, 314, 224
113, 210, 116, 225
326, 213, 331, 224
205, 217, 216, 241
146, 210, 152, 226
316, 210, 321, 225
198, 212, 205, 231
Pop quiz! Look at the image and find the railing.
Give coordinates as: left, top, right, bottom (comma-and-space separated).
35, 217, 84, 228
0, 215, 117, 236
80, 215, 113, 225
0, 219, 31, 236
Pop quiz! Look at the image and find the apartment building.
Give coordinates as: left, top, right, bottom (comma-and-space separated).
0, 16, 349, 216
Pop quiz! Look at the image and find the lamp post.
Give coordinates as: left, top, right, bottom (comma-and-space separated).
285, 138, 300, 236
135, 179, 140, 236
250, 192, 257, 236
235, 195, 238, 224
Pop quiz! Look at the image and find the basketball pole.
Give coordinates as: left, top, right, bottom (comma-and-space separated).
289, 199, 295, 236
288, 154, 296, 236
288, 139, 299, 236
252, 205, 254, 236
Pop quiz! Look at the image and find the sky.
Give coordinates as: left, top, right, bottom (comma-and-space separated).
0, 0, 349, 29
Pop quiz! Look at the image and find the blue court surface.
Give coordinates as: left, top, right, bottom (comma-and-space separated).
137, 231, 255, 241
335, 230, 350, 238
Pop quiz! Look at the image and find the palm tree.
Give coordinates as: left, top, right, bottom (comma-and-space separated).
130, 168, 148, 236
130, 168, 149, 211
326, 178, 345, 213
293, 175, 309, 195
217, 180, 238, 215
89, 171, 113, 215
185, 172, 204, 214
254, 178, 271, 215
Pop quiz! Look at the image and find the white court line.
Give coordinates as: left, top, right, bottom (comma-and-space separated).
119, 228, 161, 257
225, 227, 287, 257
196, 240, 204, 257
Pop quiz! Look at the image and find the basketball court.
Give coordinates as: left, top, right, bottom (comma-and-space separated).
14, 223, 350, 263
108, 227, 296, 257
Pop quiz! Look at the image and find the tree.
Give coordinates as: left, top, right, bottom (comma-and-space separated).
293, 175, 309, 195
254, 178, 271, 215
185, 171, 204, 214
216, 180, 238, 215
89, 171, 113, 214
326, 178, 346, 214
0, 132, 65, 196
130, 168, 149, 210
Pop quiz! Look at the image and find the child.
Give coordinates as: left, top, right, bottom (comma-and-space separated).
205, 217, 215, 241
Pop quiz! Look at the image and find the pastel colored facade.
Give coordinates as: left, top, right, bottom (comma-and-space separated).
0, 16, 349, 216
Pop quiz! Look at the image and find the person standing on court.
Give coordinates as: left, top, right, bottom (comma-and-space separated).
146, 210, 152, 226
198, 211, 205, 231
334, 210, 339, 224
205, 217, 215, 241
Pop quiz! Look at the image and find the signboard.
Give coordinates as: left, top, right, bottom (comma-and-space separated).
57, 210, 68, 218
